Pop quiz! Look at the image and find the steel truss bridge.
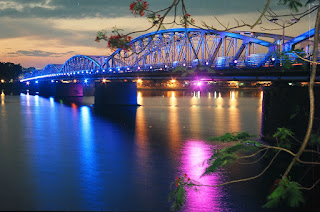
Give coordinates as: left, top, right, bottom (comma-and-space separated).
21, 28, 318, 82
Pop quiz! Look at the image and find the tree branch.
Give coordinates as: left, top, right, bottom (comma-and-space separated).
195, 150, 281, 188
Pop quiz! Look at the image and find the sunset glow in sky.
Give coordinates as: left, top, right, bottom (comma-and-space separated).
0, 0, 317, 69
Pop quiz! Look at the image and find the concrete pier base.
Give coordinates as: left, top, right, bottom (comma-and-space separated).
32, 81, 83, 97
261, 85, 320, 142
38, 81, 56, 96
94, 82, 138, 106
55, 83, 83, 97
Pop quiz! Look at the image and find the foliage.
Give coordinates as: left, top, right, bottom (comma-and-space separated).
180, 14, 195, 27
208, 132, 254, 142
172, 67, 195, 77
0, 62, 22, 81
204, 143, 259, 175
309, 133, 320, 145
204, 152, 238, 175
95, 27, 132, 51
273, 128, 295, 149
279, 0, 303, 12
129, 0, 149, 17
147, 13, 165, 29
281, 53, 293, 70
169, 173, 196, 211
263, 177, 304, 208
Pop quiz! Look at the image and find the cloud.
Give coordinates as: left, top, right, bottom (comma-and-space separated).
0, 0, 58, 12
8, 50, 75, 57
0, 0, 290, 19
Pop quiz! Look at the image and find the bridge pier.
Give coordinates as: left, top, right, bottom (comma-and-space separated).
38, 81, 56, 96
28, 82, 40, 95
94, 82, 138, 106
261, 85, 320, 142
55, 82, 83, 97
29, 81, 83, 97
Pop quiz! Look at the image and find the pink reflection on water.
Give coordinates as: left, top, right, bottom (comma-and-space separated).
180, 140, 228, 212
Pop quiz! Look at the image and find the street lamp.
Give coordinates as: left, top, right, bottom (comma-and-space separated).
269, 18, 299, 48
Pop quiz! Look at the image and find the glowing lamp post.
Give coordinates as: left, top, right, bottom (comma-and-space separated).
269, 18, 299, 50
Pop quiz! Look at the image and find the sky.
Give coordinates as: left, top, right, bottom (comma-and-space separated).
0, 0, 317, 69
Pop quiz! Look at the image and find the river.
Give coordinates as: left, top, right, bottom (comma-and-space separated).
0, 89, 285, 211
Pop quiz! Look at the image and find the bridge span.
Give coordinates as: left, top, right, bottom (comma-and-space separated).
19, 28, 320, 105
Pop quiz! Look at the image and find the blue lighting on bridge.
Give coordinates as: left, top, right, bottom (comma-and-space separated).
19, 28, 318, 83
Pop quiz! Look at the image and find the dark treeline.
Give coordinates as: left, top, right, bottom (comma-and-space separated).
0, 62, 22, 82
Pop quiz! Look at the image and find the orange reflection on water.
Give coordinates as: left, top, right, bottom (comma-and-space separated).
168, 91, 181, 150
1, 91, 4, 105
258, 90, 263, 128
228, 91, 240, 132
137, 91, 143, 105
134, 104, 150, 171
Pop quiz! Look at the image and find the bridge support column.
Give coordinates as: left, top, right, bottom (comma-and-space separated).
28, 81, 40, 95
261, 85, 320, 142
38, 81, 56, 97
94, 82, 138, 106
55, 83, 83, 97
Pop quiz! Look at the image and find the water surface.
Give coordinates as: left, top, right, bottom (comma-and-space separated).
0, 89, 272, 211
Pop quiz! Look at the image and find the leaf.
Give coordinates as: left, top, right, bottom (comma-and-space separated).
263, 178, 304, 208
169, 185, 187, 211
203, 153, 238, 175
273, 128, 294, 142
309, 133, 320, 145
209, 132, 255, 142
279, 0, 303, 12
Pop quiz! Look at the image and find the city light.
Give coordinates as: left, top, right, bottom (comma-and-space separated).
137, 79, 143, 84
73, 79, 77, 83
171, 79, 176, 83
0, 79, 4, 83
84, 79, 88, 83
196, 81, 202, 86
102, 79, 107, 83
35, 81, 38, 84
26, 81, 30, 85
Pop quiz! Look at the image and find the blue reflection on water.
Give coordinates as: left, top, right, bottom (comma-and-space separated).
78, 106, 101, 209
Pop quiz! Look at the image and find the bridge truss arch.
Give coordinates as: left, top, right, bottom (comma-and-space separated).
60, 55, 103, 73
104, 28, 277, 71
42, 64, 62, 75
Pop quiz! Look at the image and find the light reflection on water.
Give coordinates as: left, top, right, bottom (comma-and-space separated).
0, 89, 265, 211
181, 141, 227, 212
